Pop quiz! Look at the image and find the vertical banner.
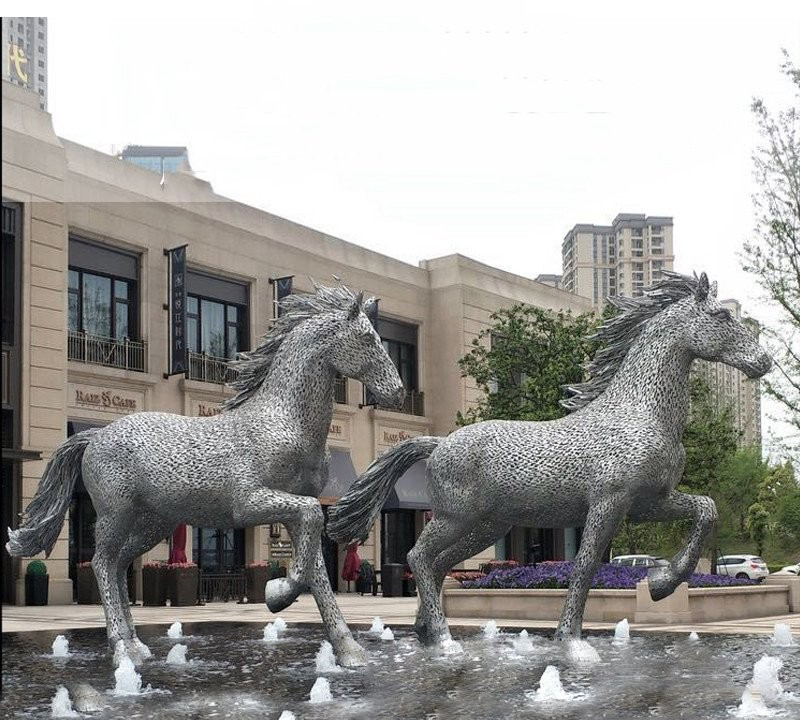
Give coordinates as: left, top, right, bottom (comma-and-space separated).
165, 245, 188, 376
363, 298, 380, 406
271, 276, 294, 318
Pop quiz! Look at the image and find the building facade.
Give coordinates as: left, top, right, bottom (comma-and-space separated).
118, 146, 194, 176
2, 17, 47, 110
2, 80, 592, 604
693, 300, 763, 448
562, 213, 675, 309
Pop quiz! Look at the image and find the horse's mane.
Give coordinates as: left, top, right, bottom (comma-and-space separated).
222, 281, 371, 411
561, 271, 701, 412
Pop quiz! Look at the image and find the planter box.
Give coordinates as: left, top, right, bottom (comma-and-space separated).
25, 574, 49, 606
76, 565, 101, 605
142, 566, 167, 606
166, 566, 198, 607
245, 566, 268, 604
443, 581, 792, 625
403, 578, 417, 597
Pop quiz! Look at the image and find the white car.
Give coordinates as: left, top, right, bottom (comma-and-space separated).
772, 564, 799, 576
610, 554, 670, 568
716, 555, 769, 581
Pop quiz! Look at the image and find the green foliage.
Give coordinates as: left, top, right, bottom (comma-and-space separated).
743, 51, 800, 457
25, 560, 47, 576
717, 445, 769, 538
745, 502, 771, 556
456, 304, 597, 425
778, 493, 800, 538
680, 375, 739, 495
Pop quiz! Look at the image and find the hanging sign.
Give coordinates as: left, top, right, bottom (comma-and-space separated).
165, 245, 188, 376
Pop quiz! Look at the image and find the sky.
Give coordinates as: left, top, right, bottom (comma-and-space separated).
23, 2, 800, 456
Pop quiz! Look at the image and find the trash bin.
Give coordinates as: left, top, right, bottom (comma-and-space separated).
381, 563, 404, 598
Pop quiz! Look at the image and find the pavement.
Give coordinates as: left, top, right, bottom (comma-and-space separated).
2, 593, 798, 637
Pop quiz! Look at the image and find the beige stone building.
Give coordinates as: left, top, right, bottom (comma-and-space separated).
2, 80, 592, 605
693, 300, 763, 448
562, 213, 675, 309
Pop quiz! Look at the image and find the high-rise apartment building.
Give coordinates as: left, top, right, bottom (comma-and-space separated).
693, 299, 763, 448
562, 213, 675, 310
2, 17, 47, 110
118, 146, 194, 175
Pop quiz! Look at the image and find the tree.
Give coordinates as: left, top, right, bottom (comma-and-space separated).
718, 446, 769, 539
456, 304, 596, 425
743, 51, 800, 456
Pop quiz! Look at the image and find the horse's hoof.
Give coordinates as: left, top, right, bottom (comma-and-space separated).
414, 619, 444, 646
334, 637, 367, 668
647, 566, 674, 601
265, 577, 305, 613
112, 638, 151, 666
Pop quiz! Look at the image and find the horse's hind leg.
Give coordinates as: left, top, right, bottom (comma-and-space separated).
407, 515, 478, 645
431, 520, 511, 593
92, 512, 132, 658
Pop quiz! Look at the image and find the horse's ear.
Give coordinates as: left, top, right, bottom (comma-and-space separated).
348, 291, 363, 320
709, 280, 718, 299
695, 272, 710, 302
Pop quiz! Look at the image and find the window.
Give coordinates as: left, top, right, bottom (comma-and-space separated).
2, 204, 19, 346
38, 74, 44, 81
378, 318, 418, 391
68, 237, 138, 340
38, 18, 45, 25
38, 31, 44, 39
186, 271, 248, 360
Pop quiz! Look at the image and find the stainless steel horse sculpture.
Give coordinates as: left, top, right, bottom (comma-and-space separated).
7, 283, 404, 667
329, 272, 771, 645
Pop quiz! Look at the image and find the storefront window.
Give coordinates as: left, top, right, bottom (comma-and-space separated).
69, 269, 132, 339
186, 295, 245, 359
192, 527, 244, 573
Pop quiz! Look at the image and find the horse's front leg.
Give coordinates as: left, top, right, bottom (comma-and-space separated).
234, 488, 324, 612
308, 544, 366, 667
631, 491, 717, 601
555, 493, 628, 640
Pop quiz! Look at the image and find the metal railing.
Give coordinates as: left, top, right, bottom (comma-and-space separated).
334, 376, 347, 404
198, 570, 246, 603
187, 351, 240, 385
67, 331, 147, 372
378, 389, 425, 417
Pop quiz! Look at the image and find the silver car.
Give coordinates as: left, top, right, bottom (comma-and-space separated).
716, 555, 769, 581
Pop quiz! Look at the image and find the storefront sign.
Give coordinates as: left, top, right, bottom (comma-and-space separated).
165, 245, 188, 376
327, 416, 351, 443
269, 538, 293, 559
192, 401, 223, 417
5, 44, 28, 86
69, 384, 142, 415
379, 425, 423, 447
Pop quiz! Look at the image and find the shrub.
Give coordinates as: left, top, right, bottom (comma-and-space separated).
479, 559, 518, 574
167, 562, 197, 569
143, 561, 165, 569
247, 562, 268, 568
77, 561, 93, 569
26, 560, 47, 576
462, 562, 758, 590
449, 571, 485, 583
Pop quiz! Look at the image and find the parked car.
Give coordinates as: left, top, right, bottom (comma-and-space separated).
771, 563, 799, 576
610, 555, 670, 568
715, 555, 769, 581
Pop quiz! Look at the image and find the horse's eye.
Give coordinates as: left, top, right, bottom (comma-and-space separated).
712, 309, 732, 321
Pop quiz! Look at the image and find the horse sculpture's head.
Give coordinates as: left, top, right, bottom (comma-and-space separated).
327, 292, 406, 409
680, 272, 771, 379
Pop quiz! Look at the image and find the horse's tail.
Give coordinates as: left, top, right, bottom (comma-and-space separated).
6, 428, 100, 558
328, 436, 441, 544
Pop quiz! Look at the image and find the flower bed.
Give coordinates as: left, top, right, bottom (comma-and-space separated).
461, 562, 757, 590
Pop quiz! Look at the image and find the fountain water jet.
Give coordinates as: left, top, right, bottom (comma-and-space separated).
370, 617, 384, 634
315, 641, 342, 673
50, 686, 79, 718
51, 635, 69, 657
166, 644, 188, 665
113, 656, 143, 695
278, 712, 296, 720
532, 666, 580, 702
273, 617, 288, 634
771, 623, 796, 647
567, 639, 601, 665
688, 632, 700, 642
263, 623, 279, 643
440, 634, 463, 655
513, 629, 534, 653
380, 627, 395, 641
613, 618, 630, 645
167, 621, 183, 639
309, 677, 332, 703
482, 620, 499, 639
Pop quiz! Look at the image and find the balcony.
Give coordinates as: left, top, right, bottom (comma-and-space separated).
187, 351, 240, 385
68, 331, 147, 372
380, 389, 425, 417
334, 375, 348, 404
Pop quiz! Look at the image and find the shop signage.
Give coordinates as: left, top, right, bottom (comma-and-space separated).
193, 401, 223, 417
379, 425, 423, 447
269, 538, 293, 559
69, 384, 142, 414
6, 44, 28, 86
327, 417, 351, 443
165, 245, 188, 376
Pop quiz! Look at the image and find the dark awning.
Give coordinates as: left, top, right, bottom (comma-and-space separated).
320, 448, 358, 499
383, 460, 430, 510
